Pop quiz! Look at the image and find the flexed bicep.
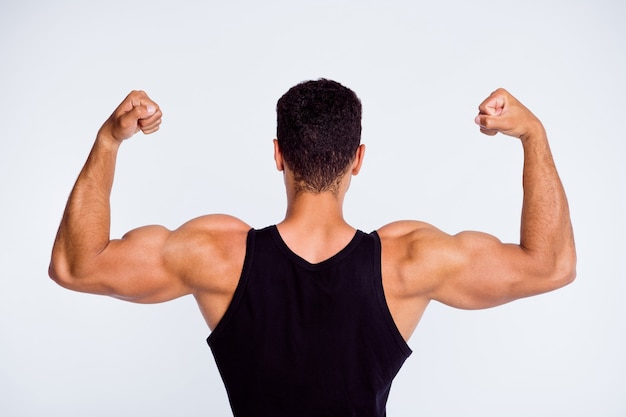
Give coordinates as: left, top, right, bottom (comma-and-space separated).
51, 224, 191, 303
426, 230, 565, 310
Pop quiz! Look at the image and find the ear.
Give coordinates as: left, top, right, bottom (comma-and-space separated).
273, 139, 284, 171
351, 144, 366, 175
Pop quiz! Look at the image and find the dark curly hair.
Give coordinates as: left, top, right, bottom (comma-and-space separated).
276, 79, 362, 193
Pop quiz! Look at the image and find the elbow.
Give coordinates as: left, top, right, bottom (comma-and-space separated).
553, 264, 576, 290
560, 253, 577, 287
549, 247, 577, 290
48, 250, 86, 291
49, 239, 71, 287
48, 255, 74, 289
560, 239, 577, 285
526, 246, 576, 294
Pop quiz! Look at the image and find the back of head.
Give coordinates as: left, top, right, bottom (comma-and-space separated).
276, 79, 362, 194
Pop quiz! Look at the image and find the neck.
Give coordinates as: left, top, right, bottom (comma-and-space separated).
281, 190, 350, 230
278, 166, 355, 231
277, 191, 356, 263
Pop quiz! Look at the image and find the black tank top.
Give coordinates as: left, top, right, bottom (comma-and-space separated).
207, 226, 412, 416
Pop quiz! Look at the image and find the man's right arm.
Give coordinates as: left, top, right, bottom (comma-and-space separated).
380, 89, 576, 340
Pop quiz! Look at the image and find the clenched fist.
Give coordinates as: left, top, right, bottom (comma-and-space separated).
474, 88, 545, 142
99, 90, 162, 143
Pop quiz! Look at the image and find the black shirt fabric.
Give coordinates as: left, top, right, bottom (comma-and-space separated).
207, 225, 412, 416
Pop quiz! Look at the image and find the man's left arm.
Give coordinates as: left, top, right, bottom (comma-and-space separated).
48, 91, 192, 302
381, 89, 576, 316
429, 89, 576, 309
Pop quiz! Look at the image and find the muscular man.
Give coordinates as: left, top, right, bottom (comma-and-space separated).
49, 79, 576, 416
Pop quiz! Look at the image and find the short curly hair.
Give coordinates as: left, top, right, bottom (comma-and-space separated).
276, 79, 362, 193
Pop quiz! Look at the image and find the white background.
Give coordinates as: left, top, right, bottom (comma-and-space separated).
1, 0, 624, 415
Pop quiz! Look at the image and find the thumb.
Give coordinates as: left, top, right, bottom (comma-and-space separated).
474, 89, 510, 136
123, 99, 156, 122
478, 91, 506, 116
102, 90, 161, 142
474, 113, 499, 136
139, 103, 157, 118
116, 105, 144, 134
116, 98, 159, 138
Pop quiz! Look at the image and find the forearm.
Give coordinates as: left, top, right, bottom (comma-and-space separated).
519, 128, 576, 278
50, 132, 120, 280
474, 89, 576, 281
50, 90, 162, 284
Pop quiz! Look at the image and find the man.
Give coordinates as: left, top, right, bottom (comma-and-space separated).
49, 79, 576, 416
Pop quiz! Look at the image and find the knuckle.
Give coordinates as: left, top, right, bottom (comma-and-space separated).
481, 117, 493, 128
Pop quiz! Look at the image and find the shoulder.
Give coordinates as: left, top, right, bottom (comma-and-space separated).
376, 220, 463, 295
377, 220, 450, 255
375, 221, 456, 339
171, 214, 251, 246
377, 220, 489, 257
165, 214, 251, 289
176, 214, 251, 233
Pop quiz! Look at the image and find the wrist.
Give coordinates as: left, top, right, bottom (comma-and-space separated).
519, 121, 547, 145
96, 124, 124, 151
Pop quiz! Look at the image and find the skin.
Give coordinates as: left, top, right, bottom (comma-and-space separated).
49, 88, 576, 340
